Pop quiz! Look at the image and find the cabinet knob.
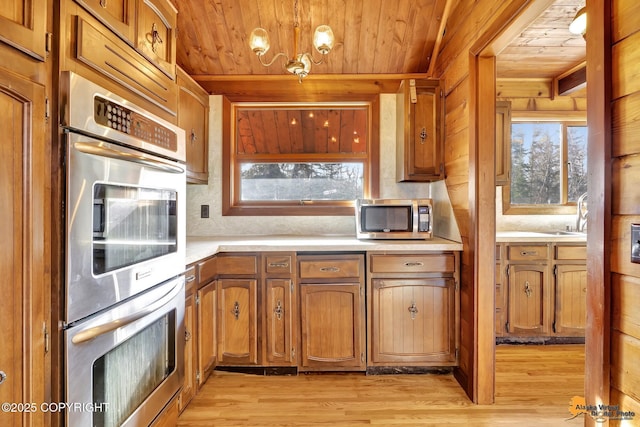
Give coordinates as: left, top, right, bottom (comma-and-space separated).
190, 129, 197, 143
0, 371, 6, 385
99, 0, 107, 8
524, 281, 533, 297
151, 23, 163, 53
274, 300, 283, 320
419, 127, 427, 144
185, 329, 192, 342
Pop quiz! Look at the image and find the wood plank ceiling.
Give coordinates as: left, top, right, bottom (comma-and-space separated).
175, 0, 585, 93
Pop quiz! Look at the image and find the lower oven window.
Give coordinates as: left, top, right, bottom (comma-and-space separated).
92, 311, 176, 427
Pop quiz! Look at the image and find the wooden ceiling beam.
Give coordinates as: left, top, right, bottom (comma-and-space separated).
191, 73, 431, 101
555, 61, 587, 96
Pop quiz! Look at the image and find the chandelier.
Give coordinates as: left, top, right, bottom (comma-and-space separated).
248, 0, 335, 83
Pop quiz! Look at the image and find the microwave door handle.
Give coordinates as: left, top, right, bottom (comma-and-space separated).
73, 141, 185, 174
71, 280, 182, 344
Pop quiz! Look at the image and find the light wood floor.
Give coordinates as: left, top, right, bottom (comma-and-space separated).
177, 344, 585, 426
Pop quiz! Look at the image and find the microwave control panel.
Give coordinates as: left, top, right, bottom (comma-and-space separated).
418, 206, 431, 232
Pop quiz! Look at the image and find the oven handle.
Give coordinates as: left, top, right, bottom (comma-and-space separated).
71, 280, 183, 344
74, 141, 185, 174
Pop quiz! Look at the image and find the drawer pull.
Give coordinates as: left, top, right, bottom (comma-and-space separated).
274, 300, 283, 320
319, 266, 340, 273
269, 262, 289, 268
404, 262, 424, 267
186, 275, 196, 283
524, 281, 533, 297
232, 301, 240, 320
408, 301, 419, 319
520, 251, 538, 256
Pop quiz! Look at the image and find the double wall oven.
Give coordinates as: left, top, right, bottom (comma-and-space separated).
60, 72, 186, 427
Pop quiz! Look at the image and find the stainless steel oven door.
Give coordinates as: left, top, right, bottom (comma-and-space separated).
64, 276, 185, 427
65, 131, 186, 324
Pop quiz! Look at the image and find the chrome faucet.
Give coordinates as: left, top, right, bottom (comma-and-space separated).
576, 192, 588, 232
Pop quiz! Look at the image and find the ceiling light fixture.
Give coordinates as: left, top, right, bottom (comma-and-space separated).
248, 0, 334, 83
569, 6, 586, 36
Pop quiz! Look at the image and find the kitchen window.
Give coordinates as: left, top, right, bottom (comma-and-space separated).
223, 100, 380, 216
502, 120, 587, 214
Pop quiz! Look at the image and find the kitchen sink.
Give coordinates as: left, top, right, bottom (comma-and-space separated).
547, 230, 585, 236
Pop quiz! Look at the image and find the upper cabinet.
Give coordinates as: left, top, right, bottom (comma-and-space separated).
495, 100, 511, 186
0, 0, 47, 61
396, 79, 444, 182
177, 66, 209, 184
64, 0, 179, 120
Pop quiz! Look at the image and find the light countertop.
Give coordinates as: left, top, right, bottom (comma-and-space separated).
185, 235, 463, 265
496, 231, 586, 243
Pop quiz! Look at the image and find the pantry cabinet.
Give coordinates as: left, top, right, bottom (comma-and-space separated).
396, 79, 444, 182
298, 254, 366, 371
368, 253, 459, 366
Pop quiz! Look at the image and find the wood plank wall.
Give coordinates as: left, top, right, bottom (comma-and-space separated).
433, 0, 529, 403
608, 0, 640, 423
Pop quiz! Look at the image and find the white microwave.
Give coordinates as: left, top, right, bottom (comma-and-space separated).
355, 198, 433, 240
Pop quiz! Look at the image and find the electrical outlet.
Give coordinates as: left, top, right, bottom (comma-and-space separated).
631, 224, 640, 263
200, 204, 209, 218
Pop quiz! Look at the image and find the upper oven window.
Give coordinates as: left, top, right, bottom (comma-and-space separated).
92, 184, 177, 275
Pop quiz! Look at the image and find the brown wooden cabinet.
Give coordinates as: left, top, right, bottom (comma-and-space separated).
177, 66, 209, 184
495, 245, 506, 337
197, 280, 217, 383
178, 266, 197, 412
498, 241, 586, 340
368, 253, 459, 367
495, 101, 511, 185
552, 244, 587, 336
216, 254, 259, 365
0, 46, 50, 427
135, 0, 177, 78
298, 254, 366, 371
263, 253, 297, 366
0, 0, 47, 60
73, 0, 137, 43
396, 79, 443, 182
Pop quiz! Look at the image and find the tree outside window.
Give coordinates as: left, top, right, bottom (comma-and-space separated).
504, 121, 587, 214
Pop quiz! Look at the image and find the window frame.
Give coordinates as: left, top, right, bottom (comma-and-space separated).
502, 118, 587, 215
222, 97, 380, 216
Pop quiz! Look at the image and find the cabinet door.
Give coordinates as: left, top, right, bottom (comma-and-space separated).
197, 281, 216, 386
397, 79, 443, 182
217, 279, 258, 365
136, 0, 177, 78
0, 0, 47, 60
495, 101, 511, 185
371, 279, 456, 364
74, 0, 136, 43
179, 291, 196, 412
265, 279, 295, 365
299, 283, 365, 371
506, 264, 548, 335
553, 264, 586, 336
177, 66, 209, 184
0, 68, 48, 427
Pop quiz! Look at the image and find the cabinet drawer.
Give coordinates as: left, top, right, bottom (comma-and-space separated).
507, 245, 548, 261
370, 254, 455, 273
555, 245, 587, 260
197, 256, 216, 285
217, 255, 258, 275
299, 258, 362, 279
265, 255, 293, 274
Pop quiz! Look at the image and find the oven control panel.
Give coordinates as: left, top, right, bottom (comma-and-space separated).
94, 96, 177, 152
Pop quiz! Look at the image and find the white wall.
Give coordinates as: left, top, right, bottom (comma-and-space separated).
186, 94, 435, 237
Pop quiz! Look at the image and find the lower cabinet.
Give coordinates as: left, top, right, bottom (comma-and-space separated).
506, 264, 548, 336
497, 242, 586, 340
367, 252, 459, 367
217, 278, 258, 365
178, 268, 197, 412
197, 280, 217, 383
370, 278, 456, 364
298, 254, 366, 371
